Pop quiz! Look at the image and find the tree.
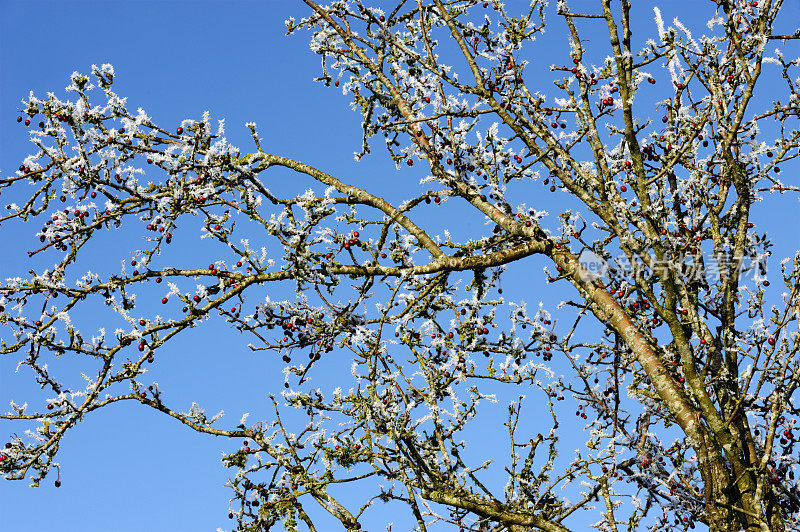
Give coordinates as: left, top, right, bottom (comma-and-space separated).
2, 0, 800, 530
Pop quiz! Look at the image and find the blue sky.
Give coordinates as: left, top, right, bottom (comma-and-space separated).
2, 1, 799, 531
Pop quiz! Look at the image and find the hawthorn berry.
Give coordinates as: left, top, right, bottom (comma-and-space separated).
176, 126, 183, 135
161, 297, 168, 304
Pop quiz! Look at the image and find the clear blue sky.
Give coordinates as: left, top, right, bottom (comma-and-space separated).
2, 1, 799, 531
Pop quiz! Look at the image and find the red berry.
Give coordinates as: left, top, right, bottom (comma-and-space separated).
236, 261, 242, 267
24, 119, 30, 126
620, 186, 627, 192
379, 15, 385, 22
161, 297, 168, 304
176, 126, 184, 135
407, 159, 413, 166
648, 77, 655, 84
768, 337, 776, 346
16, 116, 22, 123
54, 480, 61, 488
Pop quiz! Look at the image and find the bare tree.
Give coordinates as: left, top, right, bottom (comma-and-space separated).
2, 0, 800, 530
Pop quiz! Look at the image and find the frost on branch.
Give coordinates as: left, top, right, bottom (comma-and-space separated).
3, 1, 800, 531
